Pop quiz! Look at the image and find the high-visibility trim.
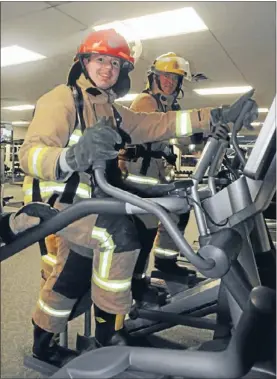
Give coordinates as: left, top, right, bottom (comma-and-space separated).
152, 247, 179, 257
91, 227, 115, 279
76, 183, 92, 198
28, 147, 41, 177
37, 298, 71, 317
95, 317, 106, 323
42, 253, 57, 266
68, 130, 82, 146
23, 181, 91, 203
22, 182, 32, 204
39, 184, 90, 198
176, 111, 192, 137
93, 270, 131, 293
121, 170, 128, 180
28, 146, 51, 178
124, 173, 159, 185
115, 314, 125, 331
132, 273, 146, 279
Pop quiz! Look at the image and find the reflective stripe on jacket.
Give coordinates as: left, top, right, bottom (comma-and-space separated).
19, 73, 207, 206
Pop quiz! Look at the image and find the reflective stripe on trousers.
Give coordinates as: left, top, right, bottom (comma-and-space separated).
93, 269, 131, 292
42, 253, 57, 266
37, 298, 72, 318
91, 226, 132, 292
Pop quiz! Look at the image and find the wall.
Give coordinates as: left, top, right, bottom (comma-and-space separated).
13, 126, 28, 140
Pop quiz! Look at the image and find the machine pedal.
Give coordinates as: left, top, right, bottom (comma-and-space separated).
76, 334, 98, 352
24, 355, 59, 376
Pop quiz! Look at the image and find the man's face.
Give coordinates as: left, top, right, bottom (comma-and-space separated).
84, 54, 121, 89
159, 72, 180, 95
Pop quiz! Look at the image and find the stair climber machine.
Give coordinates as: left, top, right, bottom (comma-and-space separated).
0, 91, 276, 378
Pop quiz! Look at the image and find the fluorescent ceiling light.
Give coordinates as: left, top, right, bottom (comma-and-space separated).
12, 121, 30, 125
1, 45, 46, 68
94, 7, 208, 42
258, 108, 269, 113
115, 94, 138, 102
2, 104, 35, 111
194, 86, 253, 96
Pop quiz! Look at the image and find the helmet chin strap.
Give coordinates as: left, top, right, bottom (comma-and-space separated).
159, 93, 176, 108
78, 55, 121, 99
152, 74, 182, 106
78, 55, 97, 88
154, 73, 163, 92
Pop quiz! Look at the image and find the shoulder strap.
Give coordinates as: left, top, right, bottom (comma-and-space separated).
112, 105, 122, 129
153, 94, 166, 113
140, 143, 152, 176
59, 172, 80, 204
197, 110, 202, 122
32, 178, 47, 255
172, 100, 181, 111
70, 85, 86, 134
32, 178, 42, 202
111, 105, 131, 147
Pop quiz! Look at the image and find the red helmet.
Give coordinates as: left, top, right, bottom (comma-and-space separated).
77, 29, 134, 72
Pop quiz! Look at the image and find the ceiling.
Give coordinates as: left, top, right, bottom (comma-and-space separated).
1, 1, 276, 134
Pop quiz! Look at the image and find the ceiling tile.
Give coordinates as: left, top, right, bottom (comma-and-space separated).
1, 1, 48, 23
1, 1, 275, 122
1, 7, 85, 53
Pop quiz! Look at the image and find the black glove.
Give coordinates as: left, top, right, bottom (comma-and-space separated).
64, 117, 122, 172
190, 132, 204, 145
210, 89, 258, 130
165, 153, 177, 166
0, 202, 58, 244
210, 123, 230, 141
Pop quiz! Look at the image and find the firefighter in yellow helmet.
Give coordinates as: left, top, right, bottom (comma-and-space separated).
118, 52, 208, 287
145, 51, 192, 96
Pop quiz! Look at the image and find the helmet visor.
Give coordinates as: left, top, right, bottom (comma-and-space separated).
155, 56, 192, 82
92, 21, 143, 65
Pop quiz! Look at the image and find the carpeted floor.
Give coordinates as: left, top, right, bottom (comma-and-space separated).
1, 233, 213, 378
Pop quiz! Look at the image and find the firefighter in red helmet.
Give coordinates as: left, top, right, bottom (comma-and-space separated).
19, 29, 210, 366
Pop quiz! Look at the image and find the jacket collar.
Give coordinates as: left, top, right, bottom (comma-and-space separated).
78, 74, 120, 105
67, 61, 118, 104
148, 88, 175, 110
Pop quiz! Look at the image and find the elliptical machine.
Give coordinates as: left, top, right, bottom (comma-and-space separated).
51, 93, 277, 379
0, 92, 276, 378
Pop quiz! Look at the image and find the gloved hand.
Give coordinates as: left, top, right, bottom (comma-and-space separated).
210, 123, 230, 141
210, 89, 258, 129
190, 132, 204, 145
118, 158, 129, 178
155, 143, 177, 165
165, 153, 177, 166
0, 202, 58, 244
62, 117, 122, 173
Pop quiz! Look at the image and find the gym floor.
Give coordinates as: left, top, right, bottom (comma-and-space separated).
1, 183, 213, 379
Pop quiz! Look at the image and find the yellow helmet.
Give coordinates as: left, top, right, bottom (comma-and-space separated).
152, 52, 192, 81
